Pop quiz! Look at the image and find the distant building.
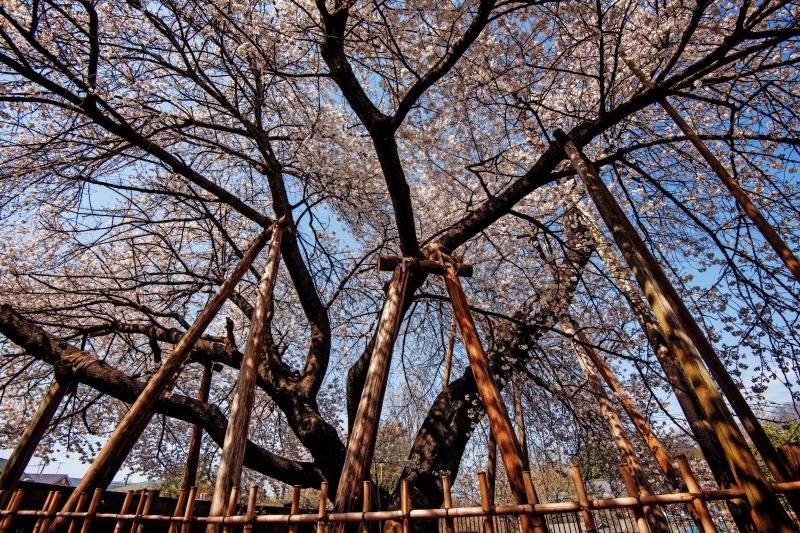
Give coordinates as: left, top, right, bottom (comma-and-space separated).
0, 457, 72, 487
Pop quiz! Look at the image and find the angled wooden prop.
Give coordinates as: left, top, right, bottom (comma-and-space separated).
621, 53, 800, 283
207, 225, 284, 531
50, 226, 277, 532
555, 129, 795, 532
0, 376, 71, 492
333, 260, 410, 523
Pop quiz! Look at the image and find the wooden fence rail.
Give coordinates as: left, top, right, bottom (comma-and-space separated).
2, 473, 799, 532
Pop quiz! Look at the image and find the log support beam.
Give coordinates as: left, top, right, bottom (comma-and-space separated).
207, 226, 284, 531
182, 363, 221, 491
555, 130, 795, 532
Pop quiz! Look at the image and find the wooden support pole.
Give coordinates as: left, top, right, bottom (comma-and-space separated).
556, 130, 795, 532
0, 489, 24, 533
441, 475, 455, 533
778, 443, 800, 479
291, 485, 302, 533
182, 362, 220, 491
377, 256, 473, 277
569, 465, 597, 533
0, 377, 70, 492
33, 491, 55, 533
334, 265, 410, 516
442, 266, 541, 533
400, 479, 411, 533
621, 54, 800, 284
675, 456, 717, 533
168, 489, 187, 533
512, 384, 530, 471
486, 432, 497, 505
207, 227, 283, 531
477, 473, 495, 533
79, 488, 102, 533
53, 229, 273, 531
620, 466, 650, 533
442, 316, 456, 392
577, 205, 756, 531
562, 318, 669, 533
358, 481, 370, 533
317, 481, 328, 533
129, 490, 147, 533
624, 56, 800, 520
113, 491, 134, 533
221, 486, 240, 533
180, 486, 198, 533
564, 316, 682, 489
242, 487, 257, 533
136, 489, 159, 533
39, 490, 62, 533
67, 492, 87, 533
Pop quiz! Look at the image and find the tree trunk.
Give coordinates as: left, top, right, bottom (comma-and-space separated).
207, 227, 283, 531
557, 131, 794, 532
50, 229, 272, 532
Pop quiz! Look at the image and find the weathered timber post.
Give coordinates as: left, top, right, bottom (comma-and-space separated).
442, 264, 543, 533
182, 362, 221, 491
333, 262, 410, 521
207, 225, 283, 531
569, 465, 597, 533
576, 205, 756, 531
486, 431, 497, 504
51, 228, 274, 532
556, 130, 795, 531
512, 383, 530, 471
442, 316, 456, 392
623, 57, 800, 519
563, 315, 682, 489
622, 54, 800, 284
561, 317, 669, 533
0, 376, 71, 491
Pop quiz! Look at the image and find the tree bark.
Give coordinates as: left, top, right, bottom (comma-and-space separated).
557, 131, 793, 532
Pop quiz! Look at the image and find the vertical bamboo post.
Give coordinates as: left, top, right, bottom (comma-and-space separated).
441, 475, 455, 533
168, 489, 187, 533
180, 486, 197, 533
128, 490, 147, 533
569, 465, 597, 533
556, 130, 794, 532
0, 489, 24, 533
79, 488, 102, 533
358, 481, 370, 533
0, 377, 70, 492
620, 466, 650, 533
290, 485, 302, 533
54, 229, 273, 530
33, 491, 55, 533
400, 479, 411, 533
208, 227, 283, 531
317, 481, 328, 533
136, 489, 158, 533
478, 473, 495, 533
621, 53, 800, 283
113, 491, 134, 533
443, 266, 540, 533
675, 456, 717, 533
67, 492, 88, 533
522, 472, 545, 533
39, 490, 62, 533
334, 265, 410, 518
183, 363, 219, 491
221, 486, 240, 533
242, 487, 257, 533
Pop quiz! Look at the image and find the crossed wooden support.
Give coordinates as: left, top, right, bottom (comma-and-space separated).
335, 252, 546, 533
